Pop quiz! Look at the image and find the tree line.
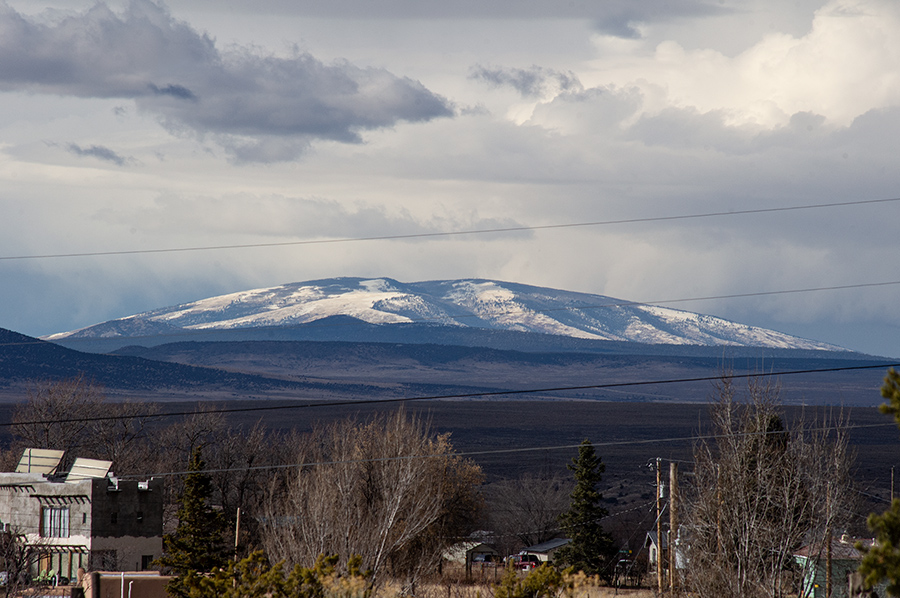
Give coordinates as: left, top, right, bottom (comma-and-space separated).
2, 377, 486, 591
10, 372, 900, 596
0, 376, 627, 593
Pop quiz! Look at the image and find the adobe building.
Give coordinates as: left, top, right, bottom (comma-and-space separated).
0, 449, 163, 581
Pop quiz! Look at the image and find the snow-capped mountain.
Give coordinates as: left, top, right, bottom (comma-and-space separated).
45, 277, 844, 351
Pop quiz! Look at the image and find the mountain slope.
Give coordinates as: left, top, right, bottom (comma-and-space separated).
45, 277, 844, 352
112, 339, 892, 406
0, 327, 312, 392
0, 327, 451, 400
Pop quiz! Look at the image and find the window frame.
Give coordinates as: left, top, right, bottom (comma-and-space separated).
41, 506, 70, 538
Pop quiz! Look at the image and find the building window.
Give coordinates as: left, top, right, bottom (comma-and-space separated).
141, 555, 154, 570
42, 507, 69, 538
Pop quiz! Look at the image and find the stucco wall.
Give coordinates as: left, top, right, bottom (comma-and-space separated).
83, 571, 172, 598
0, 473, 163, 575
91, 536, 163, 572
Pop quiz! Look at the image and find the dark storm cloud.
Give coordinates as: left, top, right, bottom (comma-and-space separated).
469, 65, 582, 98
65, 143, 129, 166
587, 2, 727, 38
0, 1, 452, 161
148, 83, 197, 101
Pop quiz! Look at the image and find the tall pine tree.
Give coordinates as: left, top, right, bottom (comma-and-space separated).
555, 440, 616, 580
157, 447, 229, 598
859, 368, 900, 596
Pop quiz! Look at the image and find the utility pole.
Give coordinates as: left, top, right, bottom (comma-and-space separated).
669, 462, 679, 594
826, 491, 832, 598
656, 458, 664, 596
233, 507, 242, 589
234, 507, 241, 561
716, 465, 722, 555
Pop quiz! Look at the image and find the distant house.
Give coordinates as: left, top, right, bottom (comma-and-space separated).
442, 541, 499, 565
794, 535, 888, 598
521, 538, 570, 563
0, 448, 163, 582
644, 531, 667, 573
644, 530, 687, 574
442, 541, 500, 579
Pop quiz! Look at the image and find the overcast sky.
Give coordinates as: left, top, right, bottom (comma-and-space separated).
2, 0, 900, 357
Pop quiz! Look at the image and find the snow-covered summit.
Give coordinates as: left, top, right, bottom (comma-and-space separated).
45, 277, 843, 351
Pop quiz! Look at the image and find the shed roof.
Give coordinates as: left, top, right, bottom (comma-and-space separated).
523, 538, 570, 554
794, 537, 874, 561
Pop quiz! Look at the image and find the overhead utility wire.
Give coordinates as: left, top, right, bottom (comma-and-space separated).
6, 361, 899, 430
119, 419, 897, 480
15, 278, 900, 350
1, 196, 899, 261
7, 417, 894, 483
7, 416, 893, 486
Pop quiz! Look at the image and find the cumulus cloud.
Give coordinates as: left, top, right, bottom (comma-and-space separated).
66, 143, 130, 166
586, 0, 900, 128
0, 0, 452, 161
469, 65, 582, 98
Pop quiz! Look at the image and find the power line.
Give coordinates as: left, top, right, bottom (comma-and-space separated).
3, 410, 894, 482
115, 419, 898, 480
3, 416, 892, 485
1, 196, 899, 262
5, 361, 898, 430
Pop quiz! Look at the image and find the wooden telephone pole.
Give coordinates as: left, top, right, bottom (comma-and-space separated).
669, 462, 679, 594
656, 458, 664, 596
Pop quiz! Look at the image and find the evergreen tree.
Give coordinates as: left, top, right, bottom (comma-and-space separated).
157, 447, 229, 598
555, 440, 616, 580
859, 369, 900, 596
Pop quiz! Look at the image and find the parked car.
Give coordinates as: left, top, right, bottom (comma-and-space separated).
509, 553, 541, 571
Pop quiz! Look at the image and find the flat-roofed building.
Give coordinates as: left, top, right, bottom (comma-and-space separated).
0, 449, 163, 582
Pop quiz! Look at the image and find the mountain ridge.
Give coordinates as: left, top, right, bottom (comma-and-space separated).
0, 326, 515, 402
45, 277, 847, 353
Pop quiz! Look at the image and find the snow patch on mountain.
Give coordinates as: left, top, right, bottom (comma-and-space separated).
44, 277, 846, 352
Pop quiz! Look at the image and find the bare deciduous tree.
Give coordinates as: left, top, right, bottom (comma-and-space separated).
151, 407, 228, 532
484, 473, 570, 554
260, 410, 483, 589
11, 376, 105, 470
685, 377, 854, 598
0, 528, 40, 597
91, 400, 160, 475
11, 377, 160, 476
206, 421, 291, 553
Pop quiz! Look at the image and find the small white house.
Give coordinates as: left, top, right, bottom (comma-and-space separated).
794, 535, 888, 598
644, 531, 667, 572
442, 541, 499, 565
521, 538, 570, 563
